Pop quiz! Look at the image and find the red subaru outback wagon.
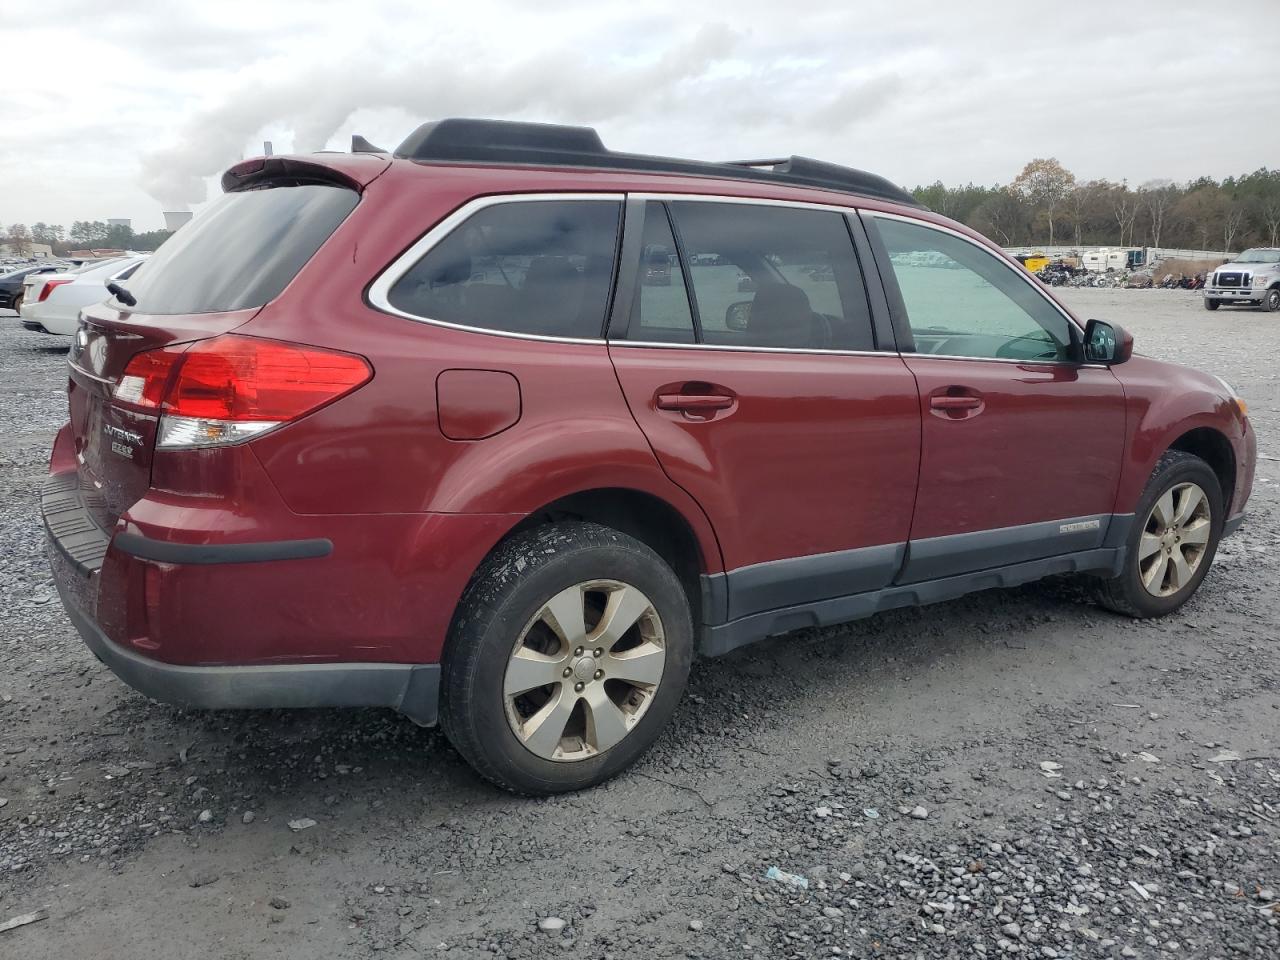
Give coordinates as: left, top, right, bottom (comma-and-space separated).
44, 119, 1255, 794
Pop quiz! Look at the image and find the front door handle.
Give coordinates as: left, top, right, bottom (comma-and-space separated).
928, 389, 986, 420
656, 393, 736, 412
929, 396, 982, 411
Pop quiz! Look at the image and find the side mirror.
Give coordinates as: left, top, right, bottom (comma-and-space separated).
1083, 319, 1133, 364
725, 300, 752, 331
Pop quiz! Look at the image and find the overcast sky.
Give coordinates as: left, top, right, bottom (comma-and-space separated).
2, 0, 1276, 231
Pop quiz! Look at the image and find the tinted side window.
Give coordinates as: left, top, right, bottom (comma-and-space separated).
668, 202, 874, 351
629, 202, 695, 344
389, 200, 621, 339
874, 217, 1072, 361
123, 184, 358, 315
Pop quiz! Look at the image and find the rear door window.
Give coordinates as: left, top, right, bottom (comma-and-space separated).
667, 201, 875, 351
121, 183, 358, 315
387, 200, 622, 339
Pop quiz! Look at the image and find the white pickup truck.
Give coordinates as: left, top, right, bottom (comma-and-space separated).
1204, 248, 1280, 312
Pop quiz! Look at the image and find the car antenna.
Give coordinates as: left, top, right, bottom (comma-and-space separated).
352, 135, 387, 154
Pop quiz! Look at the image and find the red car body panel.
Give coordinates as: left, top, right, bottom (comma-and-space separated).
44, 150, 1257, 713
903, 356, 1127, 538
610, 346, 920, 569
1107, 355, 1255, 517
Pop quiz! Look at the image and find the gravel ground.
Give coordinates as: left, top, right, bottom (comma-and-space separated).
0, 289, 1277, 959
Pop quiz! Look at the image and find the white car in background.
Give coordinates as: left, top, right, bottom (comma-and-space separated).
19, 256, 149, 336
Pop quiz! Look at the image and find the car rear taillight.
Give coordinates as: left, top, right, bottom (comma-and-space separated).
114, 335, 371, 448
36, 278, 73, 302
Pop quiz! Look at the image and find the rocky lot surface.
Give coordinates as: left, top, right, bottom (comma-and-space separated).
0, 289, 1276, 959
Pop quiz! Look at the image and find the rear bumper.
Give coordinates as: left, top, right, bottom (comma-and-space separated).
43, 469, 442, 724
20, 301, 74, 335
54, 574, 440, 724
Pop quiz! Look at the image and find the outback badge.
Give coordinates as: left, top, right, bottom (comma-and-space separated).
103, 423, 142, 460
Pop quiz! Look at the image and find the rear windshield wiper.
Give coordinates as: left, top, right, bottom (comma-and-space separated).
106, 282, 136, 307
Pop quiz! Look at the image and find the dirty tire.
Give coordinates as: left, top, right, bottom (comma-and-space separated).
1264, 288, 1280, 313
11, 293, 22, 313
440, 521, 693, 795
1094, 450, 1224, 618
1203, 299, 1219, 311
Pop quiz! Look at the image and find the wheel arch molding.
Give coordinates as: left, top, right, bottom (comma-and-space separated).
456, 483, 724, 625
1121, 415, 1242, 517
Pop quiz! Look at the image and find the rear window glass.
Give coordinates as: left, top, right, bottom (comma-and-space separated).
77, 258, 128, 277
387, 200, 621, 339
120, 183, 358, 315
73, 259, 123, 274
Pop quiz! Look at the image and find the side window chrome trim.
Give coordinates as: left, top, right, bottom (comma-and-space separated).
900, 352, 1108, 369
613, 339, 1107, 366
612, 340, 890, 358
866, 210, 1085, 338
366, 192, 627, 344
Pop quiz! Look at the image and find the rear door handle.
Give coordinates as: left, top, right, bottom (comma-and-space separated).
656, 393, 736, 412
929, 396, 982, 411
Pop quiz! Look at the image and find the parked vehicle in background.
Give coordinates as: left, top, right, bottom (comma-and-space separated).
1082, 249, 1131, 273
1204, 248, 1280, 312
0, 262, 67, 311
20, 256, 148, 335
640, 243, 671, 285
43, 119, 1255, 795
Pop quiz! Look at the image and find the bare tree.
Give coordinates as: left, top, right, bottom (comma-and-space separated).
1108, 184, 1140, 248
5, 223, 32, 257
1011, 158, 1076, 248
1064, 182, 1098, 248
1262, 198, 1280, 247
1140, 179, 1176, 253
1173, 187, 1224, 252
1223, 204, 1246, 255
969, 190, 1024, 246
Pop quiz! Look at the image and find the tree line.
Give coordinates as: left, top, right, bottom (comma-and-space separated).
8, 164, 1279, 259
1, 220, 174, 256
913, 161, 1280, 254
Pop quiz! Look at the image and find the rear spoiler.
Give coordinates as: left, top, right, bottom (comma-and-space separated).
221, 154, 390, 193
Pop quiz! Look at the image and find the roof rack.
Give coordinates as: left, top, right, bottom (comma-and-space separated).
392, 118, 920, 207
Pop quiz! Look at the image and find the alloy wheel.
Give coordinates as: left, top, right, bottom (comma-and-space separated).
503, 579, 666, 762
1137, 481, 1212, 597
1267, 289, 1280, 312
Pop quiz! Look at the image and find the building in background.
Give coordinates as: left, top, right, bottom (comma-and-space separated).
0, 241, 54, 258
67, 248, 130, 258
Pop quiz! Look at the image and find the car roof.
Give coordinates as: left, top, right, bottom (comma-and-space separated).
223, 118, 927, 213
389, 118, 923, 208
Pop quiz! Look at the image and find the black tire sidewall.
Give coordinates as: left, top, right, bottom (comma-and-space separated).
1266, 289, 1280, 312
1117, 455, 1224, 617
443, 524, 693, 793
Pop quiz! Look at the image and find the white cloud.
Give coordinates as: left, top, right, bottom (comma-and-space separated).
1, 0, 1276, 230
